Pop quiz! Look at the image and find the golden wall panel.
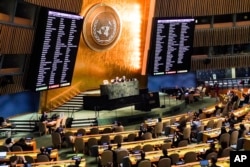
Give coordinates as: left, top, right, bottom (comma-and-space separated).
42, 0, 150, 109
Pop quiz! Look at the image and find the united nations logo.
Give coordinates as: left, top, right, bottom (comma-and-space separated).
83, 4, 122, 51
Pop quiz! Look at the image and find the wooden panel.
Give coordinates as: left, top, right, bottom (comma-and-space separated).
154, 0, 250, 17
24, 0, 83, 13
0, 24, 34, 54
191, 54, 250, 71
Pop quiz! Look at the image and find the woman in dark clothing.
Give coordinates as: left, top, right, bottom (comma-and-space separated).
238, 124, 246, 138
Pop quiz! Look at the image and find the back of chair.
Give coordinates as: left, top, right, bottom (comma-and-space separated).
38, 122, 48, 136
137, 160, 151, 167
142, 144, 154, 152
12, 145, 23, 151
183, 151, 197, 163
221, 147, 233, 157
219, 133, 230, 146
0, 145, 9, 152
177, 140, 188, 147
114, 126, 124, 132
214, 119, 223, 129
155, 122, 163, 137
243, 139, 250, 151
158, 158, 171, 167
113, 134, 123, 144
127, 133, 136, 142
230, 130, 239, 145
182, 127, 191, 141
142, 132, 152, 140
24, 155, 35, 163
206, 120, 214, 129
90, 127, 99, 134
37, 154, 50, 162
51, 132, 62, 149
100, 150, 113, 166
161, 143, 172, 150
100, 135, 110, 145
103, 127, 113, 133
77, 128, 86, 136
122, 156, 132, 167
116, 150, 129, 165
169, 153, 179, 165
74, 137, 85, 154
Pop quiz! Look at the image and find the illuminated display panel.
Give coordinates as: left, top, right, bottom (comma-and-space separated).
24, 7, 83, 91
148, 17, 195, 75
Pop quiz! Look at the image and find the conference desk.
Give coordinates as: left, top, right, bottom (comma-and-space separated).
202, 121, 250, 143
0, 138, 37, 152
128, 143, 219, 165
71, 130, 140, 143
232, 104, 250, 118
0, 149, 59, 163
98, 137, 172, 154
171, 157, 229, 167
202, 103, 224, 115
16, 159, 86, 167
65, 124, 114, 134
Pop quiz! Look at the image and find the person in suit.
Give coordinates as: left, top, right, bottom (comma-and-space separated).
40, 111, 48, 122
200, 142, 217, 159
238, 124, 246, 138
217, 126, 228, 140
210, 156, 220, 167
159, 148, 172, 164
12, 138, 33, 151
136, 151, 150, 167
228, 123, 237, 135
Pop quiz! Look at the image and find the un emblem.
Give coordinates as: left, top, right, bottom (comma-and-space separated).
83, 3, 122, 51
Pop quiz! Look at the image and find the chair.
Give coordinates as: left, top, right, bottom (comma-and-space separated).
221, 147, 233, 157
127, 133, 136, 142
178, 116, 186, 125
102, 127, 113, 133
161, 142, 172, 150
100, 150, 113, 167
219, 133, 230, 146
64, 131, 74, 148
188, 94, 194, 103
154, 122, 163, 137
132, 145, 142, 152
206, 120, 214, 130
116, 150, 129, 167
214, 119, 223, 129
90, 145, 99, 162
142, 132, 152, 140
113, 134, 123, 144
74, 137, 85, 154
90, 127, 99, 134
169, 153, 179, 165
243, 139, 250, 151
100, 135, 110, 145
37, 154, 50, 162
12, 145, 23, 151
142, 144, 154, 152
182, 127, 191, 143
24, 155, 35, 163
137, 159, 151, 167
198, 113, 206, 120
87, 137, 98, 155
77, 128, 86, 136
0, 145, 9, 152
114, 126, 124, 132
183, 151, 197, 163
157, 157, 171, 167
230, 130, 239, 145
206, 152, 218, 160
177, 140, 188, 147
38, 122, 49, 136
170, 118, 176, 125
51, 132, 62, 149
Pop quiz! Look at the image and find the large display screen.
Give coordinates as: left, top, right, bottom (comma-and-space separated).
24, 7, 83, 91
148, 17, 195, 75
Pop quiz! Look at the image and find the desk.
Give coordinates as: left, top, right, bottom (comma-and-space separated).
65, 124, 113, 134
232, 104, 250, 118
16, 159, 86, 167
129, 143, 218, 165
0, 149, 59, 162
72, 130, 140, 143
171, 157, 229, 167
98, 137, 171, 154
